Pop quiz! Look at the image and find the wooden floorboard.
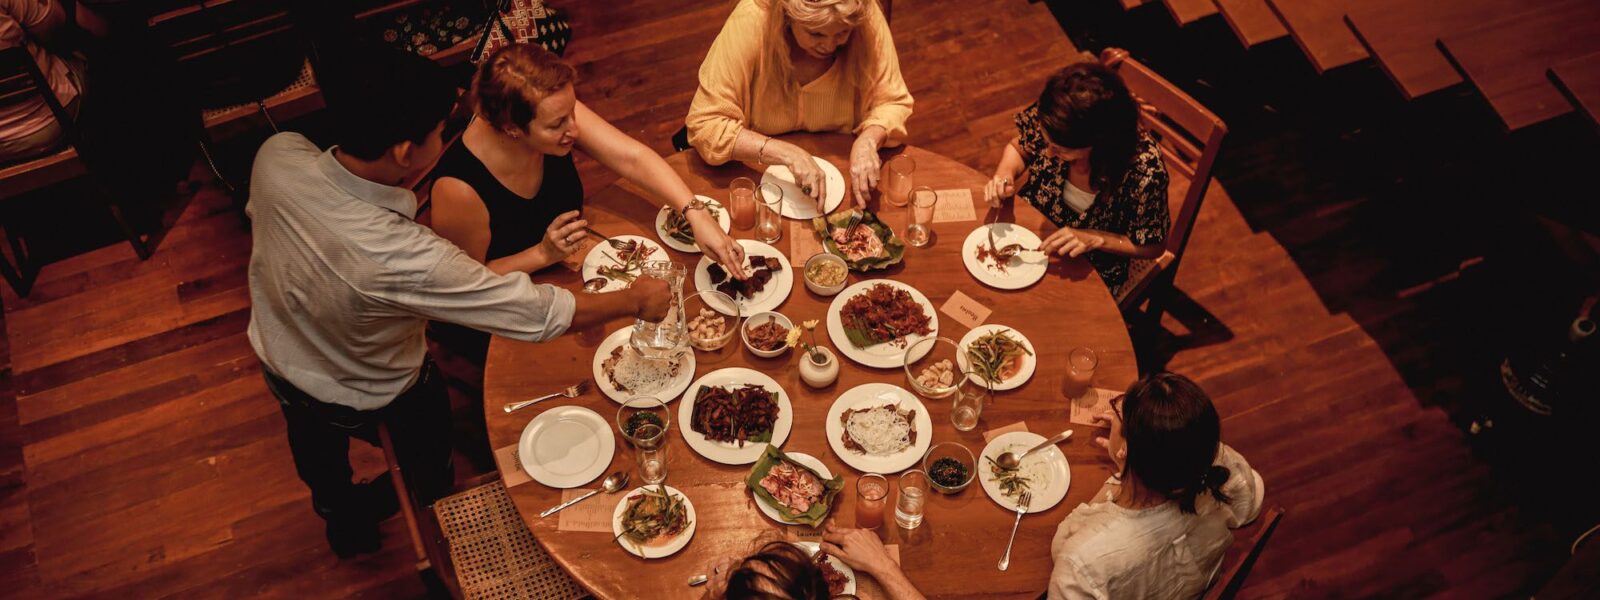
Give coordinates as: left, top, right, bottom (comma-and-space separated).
0, 0, 1585, 597
1343, 0, 1511, 100
1549, 52, 1600, 131
1437, 0, 1600, 130
1264, 0, 1368, 73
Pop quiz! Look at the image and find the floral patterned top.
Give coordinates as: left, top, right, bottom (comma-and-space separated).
1013, 103, 1170, 292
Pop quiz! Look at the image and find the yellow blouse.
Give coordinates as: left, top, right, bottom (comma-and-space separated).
686, 0, 913, 165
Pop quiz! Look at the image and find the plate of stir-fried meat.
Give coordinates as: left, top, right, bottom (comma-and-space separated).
793, 541, 856, 595
826, 279, 940, 368
745, 446, 843, 526
677, 368, 793, 464
694, 239, 793, 315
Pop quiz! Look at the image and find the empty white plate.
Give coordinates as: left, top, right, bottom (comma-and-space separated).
762, 157, 846, 220
517, 406, 615, 489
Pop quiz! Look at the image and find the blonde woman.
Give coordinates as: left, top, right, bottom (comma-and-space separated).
686, 0, 913, 209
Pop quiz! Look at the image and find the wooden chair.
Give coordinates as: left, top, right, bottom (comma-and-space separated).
1099, 48, 1228, 330
146, 0, 323, 193
1202, 506, 1285, 600
0, 46, 150, 297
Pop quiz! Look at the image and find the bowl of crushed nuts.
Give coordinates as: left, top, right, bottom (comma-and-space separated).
685, 290, 740, 352
902, 336, 962, 399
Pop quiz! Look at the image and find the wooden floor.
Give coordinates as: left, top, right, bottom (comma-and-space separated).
0, 0, 1589, 598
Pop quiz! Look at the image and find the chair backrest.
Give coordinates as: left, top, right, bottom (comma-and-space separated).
0, 47, 74, 143
146, 0, 308, 109
1099, 47, 1225, 287
1202, 507, 1285, 600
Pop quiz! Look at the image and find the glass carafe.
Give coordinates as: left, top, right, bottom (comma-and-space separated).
630, 260, 688, 359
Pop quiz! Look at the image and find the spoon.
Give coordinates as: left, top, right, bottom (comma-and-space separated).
539, 471, 629, 518
996, 243, 1042, 259
583, 277, 609, 293
994, 430, 1073, 470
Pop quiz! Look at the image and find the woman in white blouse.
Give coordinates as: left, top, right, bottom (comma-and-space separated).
1050, 371, 1265, 600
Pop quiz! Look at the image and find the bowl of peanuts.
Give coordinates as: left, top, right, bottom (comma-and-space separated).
902, 336, 963, 399
684, 290, 741, 352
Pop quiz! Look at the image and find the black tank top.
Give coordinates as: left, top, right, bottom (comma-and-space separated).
426, 139, 585, 364
431, 139, 585, 261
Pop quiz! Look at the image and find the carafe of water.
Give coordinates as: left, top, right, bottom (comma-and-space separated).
630, 260, 687, 358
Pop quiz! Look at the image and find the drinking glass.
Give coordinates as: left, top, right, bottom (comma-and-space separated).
756, 182, 784, 244
616, 397, 671, 484
950, 372, 991, 431
630, 260, 687, 359
895, 470, 929, 529
906, 186, 936, 247
856, 474, 888, 529
880, 155, 915, 207
1062, 346, 1098, 404
729, 176, 757, 230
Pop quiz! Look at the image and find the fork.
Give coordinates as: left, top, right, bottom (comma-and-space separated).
998, 491, 1032, 571
502, 381, 589, 413
584, 227, 632, 250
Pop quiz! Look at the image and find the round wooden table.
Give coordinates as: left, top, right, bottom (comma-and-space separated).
484, 134, 1138, 599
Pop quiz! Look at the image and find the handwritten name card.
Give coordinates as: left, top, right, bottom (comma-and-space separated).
931, 188, 978, 223
555, 488, 616, 533
939, 290, 992, 329
790, 221, 824, 263
494, 444, 533, 488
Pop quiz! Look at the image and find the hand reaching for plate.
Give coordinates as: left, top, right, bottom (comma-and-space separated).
690, 211, 747, 279
774, 143, 826, 211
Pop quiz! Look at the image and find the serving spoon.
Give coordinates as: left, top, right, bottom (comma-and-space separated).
539, 471, 629, 518
994, 430, 1073, 470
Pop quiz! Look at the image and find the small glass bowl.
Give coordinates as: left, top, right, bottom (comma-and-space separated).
684, 290, 740, 352
741, 311, 793, 358
903, 336, 963, 399
923, 441, 976, 494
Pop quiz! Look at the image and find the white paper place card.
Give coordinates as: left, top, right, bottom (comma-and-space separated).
1069, 387, 1123, 427
931, 188, 977, 223
790, 221, 824, 263
495, 444, 532, 488
983, 421, 1030, 444
555, 488, 616, 533
939, 290, 992, 329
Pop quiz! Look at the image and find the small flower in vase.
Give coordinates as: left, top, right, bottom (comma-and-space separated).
788, 319, 828, 364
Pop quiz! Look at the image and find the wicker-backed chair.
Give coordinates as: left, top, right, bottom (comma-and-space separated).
1099, 48, 1227, 330
432, 480, 588, 600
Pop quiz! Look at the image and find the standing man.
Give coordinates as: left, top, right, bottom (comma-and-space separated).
247, 47, 668, 557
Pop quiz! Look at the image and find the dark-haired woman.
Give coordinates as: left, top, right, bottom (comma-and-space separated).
1048, 371, 1263, 599
984, 62, 1170, 296
702, 527, 926, 599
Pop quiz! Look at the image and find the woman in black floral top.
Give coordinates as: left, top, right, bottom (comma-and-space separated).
984, 63, 1170, 294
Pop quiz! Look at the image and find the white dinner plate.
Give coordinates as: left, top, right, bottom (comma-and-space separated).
794, 541, 857, 595
580, 235, 665, 294
826, 279, 940, 369
752, 452, 833, 524
611, 485, 697, 559
591, 327, 695, 404
694, 239, 793, 316
654, 195, 733, 253
517, 406, 615, 489
954, 324, 1037, 391
678, 368, 794, 465
762, 157, 846, 220
962, 224, 1047, 290
979, 431, 1070, 514
824, 383, 933, 474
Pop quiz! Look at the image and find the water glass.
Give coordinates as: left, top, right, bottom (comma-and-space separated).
906, 186, 936, 247
756, 182, 784, 243
856, 474, 888, 529
950, 372, 990, 431
617, 397, 671, 484
895, 469, 929, 529
729, 176, 757, 231
1063, 346, 1098, 404
880, 155, 915, 207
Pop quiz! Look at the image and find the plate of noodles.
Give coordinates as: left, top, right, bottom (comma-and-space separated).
824, 383, 932, 474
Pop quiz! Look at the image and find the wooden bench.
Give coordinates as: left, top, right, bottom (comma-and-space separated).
1264, 0, 1368, 73
1215, 0, 1288, 48
1437, 0, 1600, 130
1549, 52, 1600, 133
1344, 0, 1512, 100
